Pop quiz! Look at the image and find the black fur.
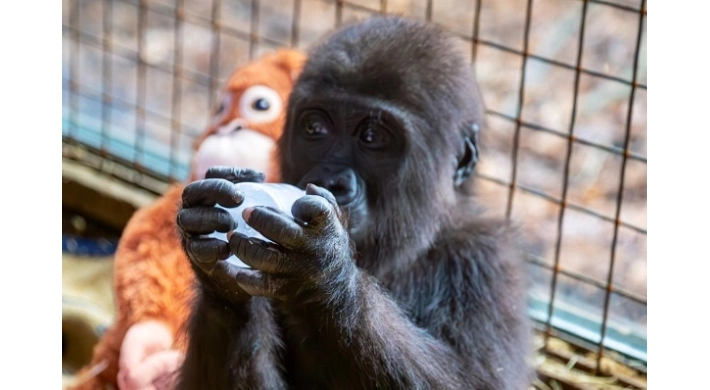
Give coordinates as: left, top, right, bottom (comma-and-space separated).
176, 16, 532, 390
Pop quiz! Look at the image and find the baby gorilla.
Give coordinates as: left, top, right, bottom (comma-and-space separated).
176, 16, 532, 390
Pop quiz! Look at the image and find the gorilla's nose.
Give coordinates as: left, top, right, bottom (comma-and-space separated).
310, 167, 358, 206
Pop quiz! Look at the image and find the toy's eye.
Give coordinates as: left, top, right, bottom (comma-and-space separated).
239, 85, 282, 124
252, 98, 270, 111
212, 93, 232, 123
216, 101, 226, 115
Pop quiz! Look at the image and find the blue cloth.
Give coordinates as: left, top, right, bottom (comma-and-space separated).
62, 235, 118, 257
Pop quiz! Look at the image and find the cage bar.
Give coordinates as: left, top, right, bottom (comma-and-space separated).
62, 0, 648, 383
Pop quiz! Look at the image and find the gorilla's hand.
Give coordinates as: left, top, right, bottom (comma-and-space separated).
177, 167, 265, 306
227, 183, 358, 305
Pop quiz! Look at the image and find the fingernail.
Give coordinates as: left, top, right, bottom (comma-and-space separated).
242, 207, 254, 222
233, 190, 244, 204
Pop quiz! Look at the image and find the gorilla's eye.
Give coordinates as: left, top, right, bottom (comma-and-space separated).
305, 120, 328, 136
359, 126, 389, 148
252, 98, 270, 111
239, 85, 283, 124
361, 128, 376, 143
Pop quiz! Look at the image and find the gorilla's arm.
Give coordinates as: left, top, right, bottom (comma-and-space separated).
281, 268, 473, 389
278, 232, 527, 390
176, 294, 286, 390
175, 169, 287, 389
228, 187, 526, 389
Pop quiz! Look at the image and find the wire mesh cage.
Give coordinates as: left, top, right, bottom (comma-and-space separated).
62, 0, 647, 386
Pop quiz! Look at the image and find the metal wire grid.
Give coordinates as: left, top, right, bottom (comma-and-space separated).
62, 0, 647, 376
483, 0, 647, 372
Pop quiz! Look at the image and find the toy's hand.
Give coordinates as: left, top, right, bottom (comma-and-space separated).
177, 167, 265, 305
117, 321, 184, 390
227, 184, 358, 306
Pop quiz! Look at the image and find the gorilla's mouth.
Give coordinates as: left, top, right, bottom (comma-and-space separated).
338, 191, 368, 238
334, 187, 364, 209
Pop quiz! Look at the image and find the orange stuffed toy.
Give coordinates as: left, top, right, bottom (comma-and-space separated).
70, 48, 307, 390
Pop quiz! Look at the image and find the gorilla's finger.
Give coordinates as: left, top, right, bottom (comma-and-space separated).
205, 166, 266, 184
233, 268, 287, 299
182, 178, 244, 208
291, 195, 337, 228
243, 206, 304, 250
177, 207, 236, 235
305, 183, 339, 210
185, 238, 231, 271
228, 232, 293, 274
206, 262, 254, 303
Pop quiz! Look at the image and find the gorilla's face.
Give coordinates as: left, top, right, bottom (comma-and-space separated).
284, 97, 407, 242
278, 18, 484, 259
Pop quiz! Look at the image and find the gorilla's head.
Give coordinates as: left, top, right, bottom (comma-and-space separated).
279, 16, 485, 263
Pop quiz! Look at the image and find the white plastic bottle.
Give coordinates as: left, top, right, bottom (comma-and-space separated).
207, 182, 306, 268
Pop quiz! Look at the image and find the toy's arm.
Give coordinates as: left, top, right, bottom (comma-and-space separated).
117, 321, 184, 390
113, 185, 195, 332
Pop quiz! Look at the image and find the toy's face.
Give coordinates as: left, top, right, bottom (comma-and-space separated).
190, 51, 305, 182
191, 84, 284, 182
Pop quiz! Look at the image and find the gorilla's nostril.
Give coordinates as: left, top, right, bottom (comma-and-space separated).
331, 171, 358, 205
327, 184, 347, 197
299, 166, 359, 205
327, 182, 356, 206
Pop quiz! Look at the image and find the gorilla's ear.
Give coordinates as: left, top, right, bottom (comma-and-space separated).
453, 123, 481, 187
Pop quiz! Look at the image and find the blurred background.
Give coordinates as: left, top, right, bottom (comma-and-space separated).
62, 0, 647, 388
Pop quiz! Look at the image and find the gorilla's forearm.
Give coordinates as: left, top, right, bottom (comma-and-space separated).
281, 270, 469, 389
177, 294, 286, 390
